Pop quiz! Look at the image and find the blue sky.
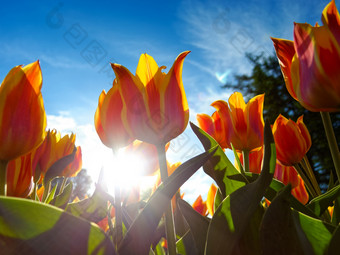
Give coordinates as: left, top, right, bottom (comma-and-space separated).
0, 0, 332, 202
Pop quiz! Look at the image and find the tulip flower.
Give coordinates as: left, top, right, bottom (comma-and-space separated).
237, 146, 263, 174
33, 130, 81, 180
111, 51, 190, 146
206, 183, 217, 216
197, 111, 230, 149
95, 82, 133, 151
61, 146, 82, 178
272, 0, 340, 112
0, 61, 46, 161
192, 195, 207, 216
6, 153, 34, 198
272, 115, 311, 166
212, 92, 264, 152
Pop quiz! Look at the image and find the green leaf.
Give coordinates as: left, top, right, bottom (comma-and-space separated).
260, 185, 307, 254
229, 172, 318, 218
292, 210, 334, 255
213, 188, 223, 214
45, 182, 58, 204
66, 185, 110, 223
307, 185, 340, 217
176, 230, 198, 255
0, 196, 115, 254
260, 184, 335, 255
49, 182, 73, 209
177, 198, 210, 255
328, 225, 340, 254
118, 146, 217, 255
331, 195, 340, 225
190, 122, 247, 197
205, 120, 276, 255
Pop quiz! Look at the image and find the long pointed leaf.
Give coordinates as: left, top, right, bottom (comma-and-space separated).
190, 122, 246, 197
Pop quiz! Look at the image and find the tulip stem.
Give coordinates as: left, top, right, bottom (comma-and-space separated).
0, 160, 8, 196
112, 150, 123, 250
242, 150, 250, 172
157, 144, 177, 255
320, 112, 340, 181
294, 163, 317, 198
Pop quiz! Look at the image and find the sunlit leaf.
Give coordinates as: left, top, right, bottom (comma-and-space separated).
190, 122, 246, 197
66, 185, 109, 223
49, 182, 73, 209
0, 196, 115, 254
118, 146, 217, 255
45, 183, 58, 204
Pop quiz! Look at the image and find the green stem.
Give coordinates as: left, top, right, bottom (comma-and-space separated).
0, 160, 8, 196
242, 150, 250, 172
114, 183, 122, 249
112, 150, 122, 250
157, 144, 177, 255
320, 111, 340, 181
300, 157, 321, 196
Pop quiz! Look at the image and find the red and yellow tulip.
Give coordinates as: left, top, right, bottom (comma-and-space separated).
237, 146, 263, 174
95, 81, 133, 151
192, 195, 207, 216
212, 92, 264, 151
33, 130, 82, 180
0, 61, 46, 161
197, 111, 230, 149
275, 162, 309, 204
111, 51, 190, 146
272, 0, 340, 112
272, 115, 311, 166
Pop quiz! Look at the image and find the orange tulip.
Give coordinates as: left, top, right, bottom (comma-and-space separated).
192, 195, 207, 216
111, 51, 190, 145
0, 61, 46, 161
197, 111, 230, 149
212, 92, 264, 151
272, 115, 311, 166
95, 81, 133, 150
272, 0, 340, 112
33, 130, 81, 180
291, 178, 309, 205
6, 153, 34, 197
237, 146, 263, 174
62, 146, 82, 177
206, 183, 217, 216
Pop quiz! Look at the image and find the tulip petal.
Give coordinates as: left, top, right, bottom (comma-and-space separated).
160, 51, 190, 144
271, 38, 297, 100
322, 0, 340, 44
94, 90, 109, 146
294, 22, 340, 111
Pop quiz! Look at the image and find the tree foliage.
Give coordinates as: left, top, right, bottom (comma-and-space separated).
223, 53, 340, 191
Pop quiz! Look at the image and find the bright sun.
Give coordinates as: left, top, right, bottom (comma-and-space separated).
101, 149, 157, 197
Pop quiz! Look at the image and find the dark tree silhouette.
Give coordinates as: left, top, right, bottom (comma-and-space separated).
223, 52, 340, 192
